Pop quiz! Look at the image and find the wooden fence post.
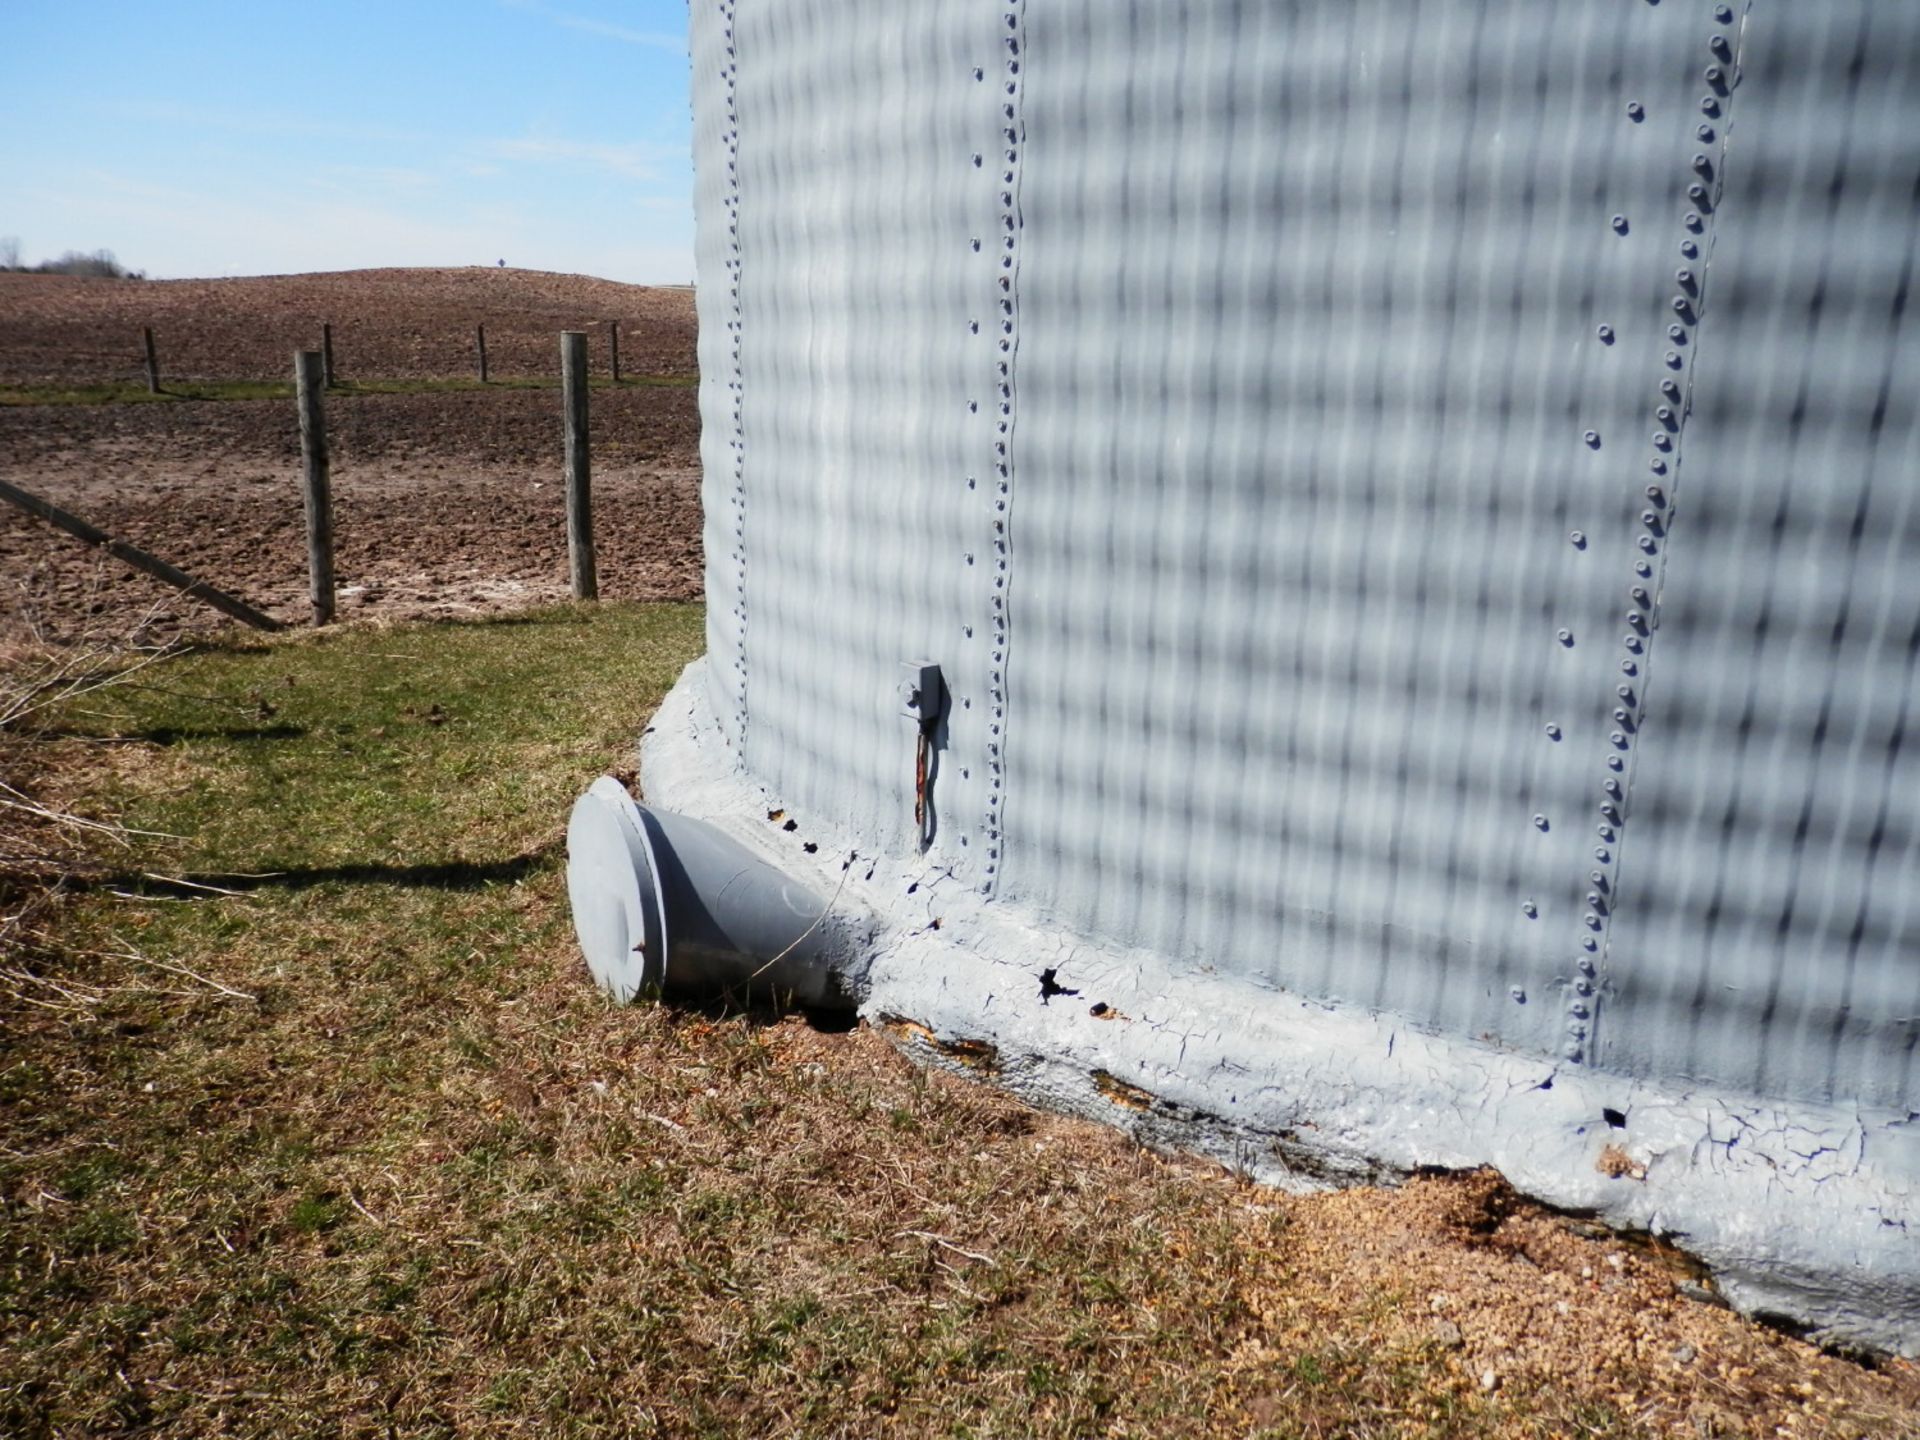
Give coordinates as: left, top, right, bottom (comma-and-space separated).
322, 323, 336, 387
609, 320, 621, 384
295, 351, 335, 625
142, 327, 160, 394
561, 331, 597, 600
476, 324, 489, 384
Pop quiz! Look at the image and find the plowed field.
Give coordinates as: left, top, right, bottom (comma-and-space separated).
0, 266, 695, 385
0, 269, 701, 643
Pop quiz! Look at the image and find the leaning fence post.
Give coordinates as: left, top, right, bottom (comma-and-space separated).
476, 324, 489, 384
295, 351, 335, 625
561, 330, 597, 600
142, 327, 160, 394
609, 320, 621, 384
322, 323, 336, 387
0, 477, 283, 631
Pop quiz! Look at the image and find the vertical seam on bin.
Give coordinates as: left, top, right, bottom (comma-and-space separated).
722, 0, 747, 747
1575, 2, 1748, 1067
981, 0, 1026, 896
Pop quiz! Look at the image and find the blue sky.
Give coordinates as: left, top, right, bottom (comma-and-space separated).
0, 0, 695, 283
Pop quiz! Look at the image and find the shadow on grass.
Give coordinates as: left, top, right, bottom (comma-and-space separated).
86, 846, 863, 1035
81, 844, 558, 898
49, 723, 310, 745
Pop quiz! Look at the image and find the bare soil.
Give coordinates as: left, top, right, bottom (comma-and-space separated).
0, 267, 695, 385
0, 270, 701, 642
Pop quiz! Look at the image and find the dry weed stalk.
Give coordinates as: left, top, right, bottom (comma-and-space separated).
0, 582, 181, 926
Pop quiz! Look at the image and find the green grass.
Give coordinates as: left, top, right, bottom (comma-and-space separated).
0, 373, 699, 407
1, 603, 1911, 1438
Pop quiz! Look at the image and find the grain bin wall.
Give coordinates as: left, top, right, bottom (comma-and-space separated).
660, 1, 1920, 1352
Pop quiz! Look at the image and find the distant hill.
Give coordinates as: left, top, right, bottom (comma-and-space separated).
0, 267, 697, 387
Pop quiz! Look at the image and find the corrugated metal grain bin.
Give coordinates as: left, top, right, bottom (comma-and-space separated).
571, 0, 1920, 1353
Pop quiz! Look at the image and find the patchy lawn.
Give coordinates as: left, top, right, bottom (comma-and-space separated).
1, 603, 1915, 1438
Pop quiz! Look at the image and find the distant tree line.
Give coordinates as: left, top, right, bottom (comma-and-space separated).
0, 238, 145, 279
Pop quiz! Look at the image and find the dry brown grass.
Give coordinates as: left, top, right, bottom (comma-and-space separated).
1, 604, 1915, 1438
0, 589, 181, 925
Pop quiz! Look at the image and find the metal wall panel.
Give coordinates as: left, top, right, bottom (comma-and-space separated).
726, 0, 1006, 872
1000, 1, 1719, 1058
1600, 6, 1920, 1108
691, 0, 1920, 1113
692, 0, 745, 750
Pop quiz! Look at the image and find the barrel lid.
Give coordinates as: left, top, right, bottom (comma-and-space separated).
565, 776, 668, 1001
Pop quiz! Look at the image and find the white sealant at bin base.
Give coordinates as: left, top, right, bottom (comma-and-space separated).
607, 657, 1920, 1359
